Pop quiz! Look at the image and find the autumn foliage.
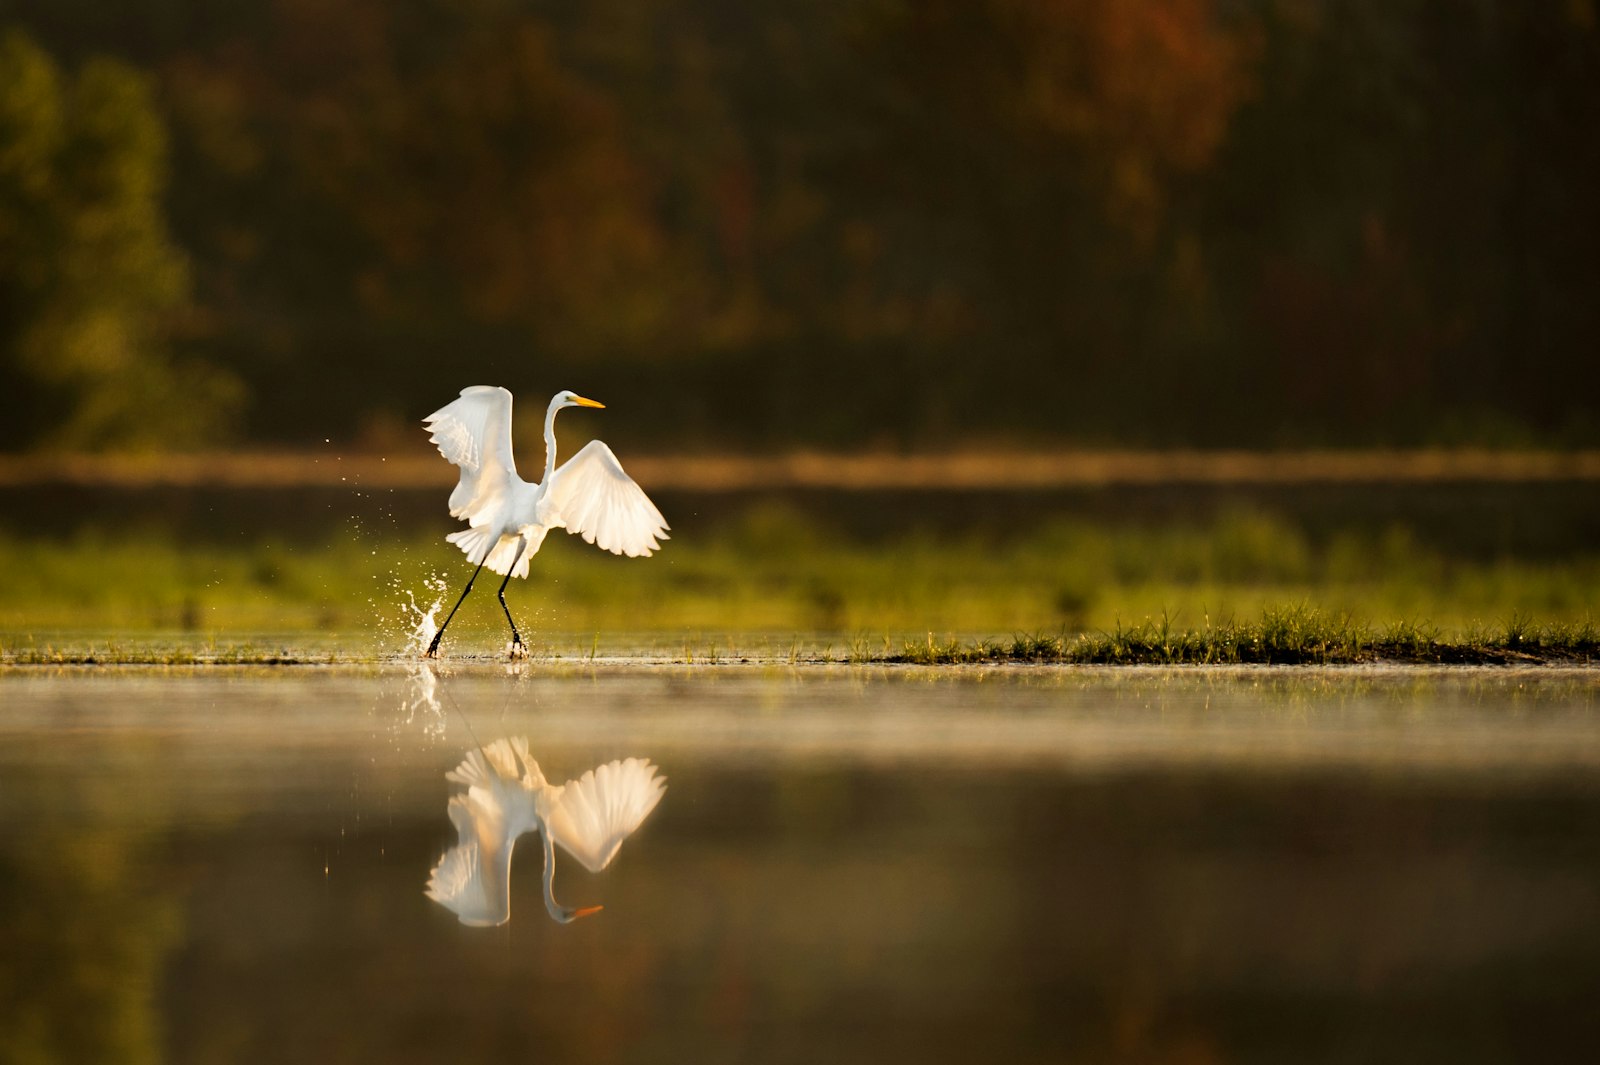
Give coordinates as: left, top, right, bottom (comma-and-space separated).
1, 1, 1596, 449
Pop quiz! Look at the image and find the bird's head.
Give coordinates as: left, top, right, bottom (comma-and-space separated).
554, 390, 605, 411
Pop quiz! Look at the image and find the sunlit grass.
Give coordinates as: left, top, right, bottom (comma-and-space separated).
1, 505, 1596, 663
894, 608, 1598, 665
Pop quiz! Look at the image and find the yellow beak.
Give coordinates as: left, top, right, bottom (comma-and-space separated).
571, 394, 605, 409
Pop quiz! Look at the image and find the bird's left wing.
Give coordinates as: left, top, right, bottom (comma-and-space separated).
423, 385, 519, 523
542, 758, 666, 873
545, 440, 669, 557
447, 736, 545, 791
425, 795, 515, 926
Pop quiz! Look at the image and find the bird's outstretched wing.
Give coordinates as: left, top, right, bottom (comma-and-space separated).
426, 794, 518, 926
425, 838, 494, 923
545, 440, 669, 557
543, 758, 666, 873
447, 736, 546, 791
423, 385, 519, 526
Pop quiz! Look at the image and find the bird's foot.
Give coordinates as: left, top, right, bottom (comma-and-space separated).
508, 636, 527, 660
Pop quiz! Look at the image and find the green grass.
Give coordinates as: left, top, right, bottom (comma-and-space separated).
0, 643, 353, 666
1, 503, 1596, 663
3, 609, 1595, 666
892, 608, 1598, 666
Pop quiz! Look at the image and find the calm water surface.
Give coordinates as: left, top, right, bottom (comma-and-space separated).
1, 665, 1597, 1063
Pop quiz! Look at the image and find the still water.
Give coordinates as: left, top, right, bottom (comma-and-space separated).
1, 665, 1597, 1063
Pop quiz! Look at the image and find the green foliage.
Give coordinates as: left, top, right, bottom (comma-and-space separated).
0, 29, 238, 450
0, 503, 1596, 664
6, 1, 1598, 448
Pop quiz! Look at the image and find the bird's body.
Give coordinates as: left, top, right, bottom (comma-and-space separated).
421, 386, 667, 656
425, 736, 667, 925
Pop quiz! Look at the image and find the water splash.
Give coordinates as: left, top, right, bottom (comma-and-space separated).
400, 576, 448, 657
396, 573, 448, 737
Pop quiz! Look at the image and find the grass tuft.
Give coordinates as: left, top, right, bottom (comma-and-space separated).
881, 607, 1600, 666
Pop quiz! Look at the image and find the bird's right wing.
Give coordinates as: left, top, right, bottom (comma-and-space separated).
545, 440, 669, 557
423, 386, 519, 524
543, 758, 666, 873
425, 838, 495, 923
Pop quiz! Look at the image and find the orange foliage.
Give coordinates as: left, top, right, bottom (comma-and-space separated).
1009, 0, 1257, 236
168, 2, 679, 352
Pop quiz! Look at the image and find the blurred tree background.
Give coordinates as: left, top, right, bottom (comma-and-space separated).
0, 0, 1596, 453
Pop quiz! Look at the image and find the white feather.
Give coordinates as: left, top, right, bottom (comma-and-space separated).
426, 790, 526, 926
546, 441, 671, 558
425, 839, 495, 923
423, 386, 519, 526
540, 758, 668, 873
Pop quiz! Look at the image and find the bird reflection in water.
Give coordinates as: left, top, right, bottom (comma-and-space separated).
425, 736, 666, 925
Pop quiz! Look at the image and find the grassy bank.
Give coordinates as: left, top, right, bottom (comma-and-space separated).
3, 609, 1595, 667
891, 609, 1599, 666
1, 501, 1597, 664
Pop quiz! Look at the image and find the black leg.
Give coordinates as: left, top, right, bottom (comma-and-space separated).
497, 538, 530, 657
425, 559, 486, 658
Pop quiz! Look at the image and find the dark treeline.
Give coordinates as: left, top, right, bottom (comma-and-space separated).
1, 0, 1597, 452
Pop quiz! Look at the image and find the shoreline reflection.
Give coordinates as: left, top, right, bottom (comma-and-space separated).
425, 736, 665, 925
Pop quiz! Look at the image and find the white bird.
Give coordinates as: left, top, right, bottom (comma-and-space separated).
424, 737, 667, 926
421, 386, 669, 658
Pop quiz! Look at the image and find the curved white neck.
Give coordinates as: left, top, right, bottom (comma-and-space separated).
542, 397, 564, 484
540, 827, 571, 922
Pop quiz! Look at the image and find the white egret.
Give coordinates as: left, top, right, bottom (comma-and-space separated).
421, 386, 669, 658
424, 736, 667, 925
